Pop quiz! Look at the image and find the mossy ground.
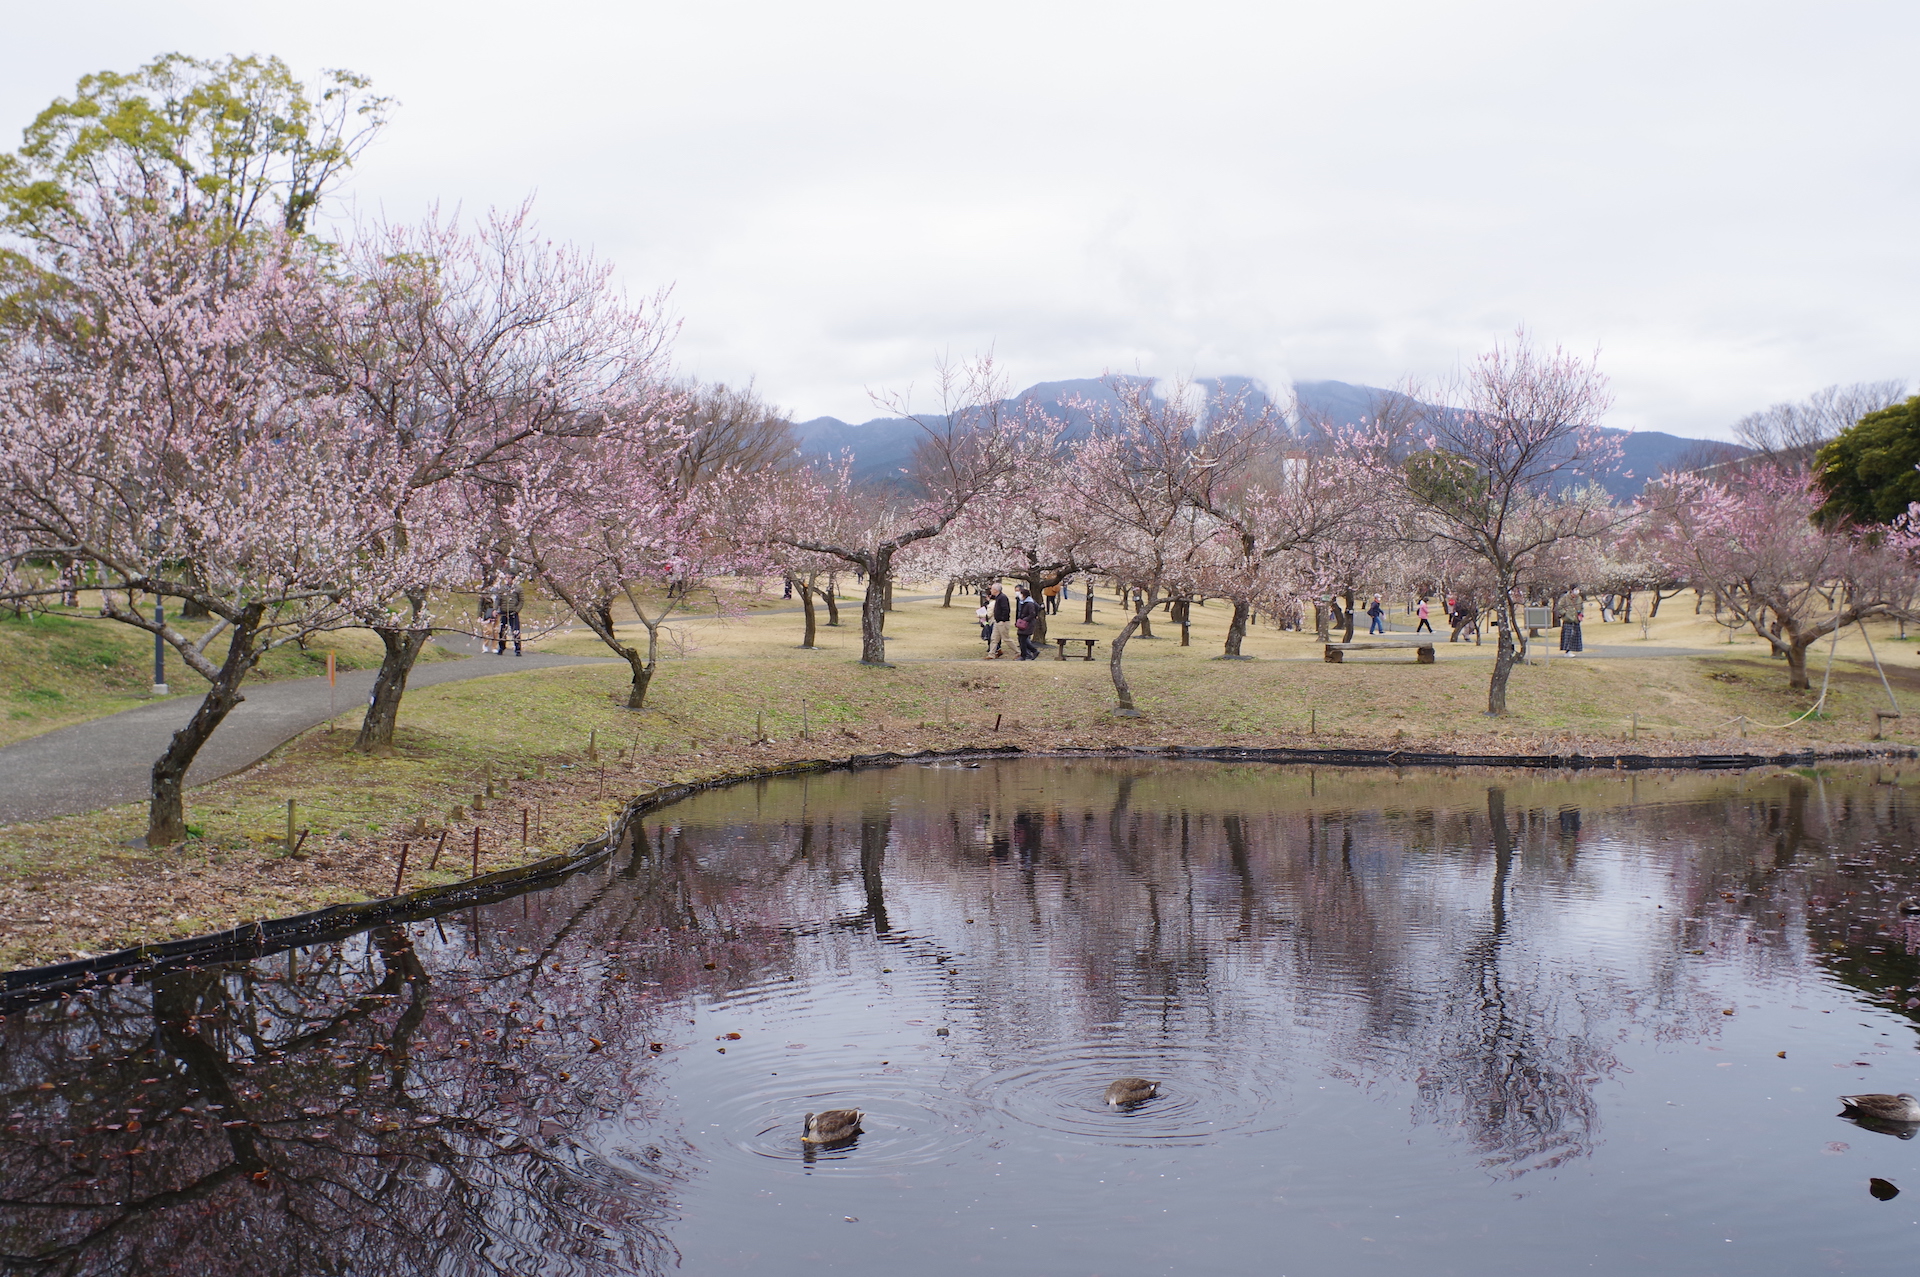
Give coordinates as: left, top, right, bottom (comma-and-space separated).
3, 584, 1917, 969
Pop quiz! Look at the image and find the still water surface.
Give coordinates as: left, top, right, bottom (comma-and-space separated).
7, 760, 1920, 1274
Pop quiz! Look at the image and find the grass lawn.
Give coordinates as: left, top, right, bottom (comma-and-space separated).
0, 605, 454, 749
2, 582, 1916, 970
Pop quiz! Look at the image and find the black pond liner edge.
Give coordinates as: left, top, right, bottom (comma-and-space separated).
5, 739, 1913, 1011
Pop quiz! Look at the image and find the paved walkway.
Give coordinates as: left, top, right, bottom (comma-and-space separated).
0, 640, 616, 825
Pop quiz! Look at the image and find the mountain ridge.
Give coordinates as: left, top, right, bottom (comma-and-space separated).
793, 377, 1740, 500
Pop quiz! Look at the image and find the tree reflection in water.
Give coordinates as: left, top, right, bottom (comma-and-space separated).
0, 819, 793, 1276
8, 761, 1920, 1272
1414, 789, 1611, 1176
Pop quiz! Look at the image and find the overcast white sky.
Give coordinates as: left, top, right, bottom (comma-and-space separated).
6, 1, 1916, 437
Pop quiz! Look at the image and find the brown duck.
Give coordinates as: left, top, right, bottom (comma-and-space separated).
1104, 1077, 1158, 1105
1839, 1093, 1920, 1123
802, 1109, 864, 1143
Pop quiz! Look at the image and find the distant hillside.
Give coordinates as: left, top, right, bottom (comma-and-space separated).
795, 377, 1741, 499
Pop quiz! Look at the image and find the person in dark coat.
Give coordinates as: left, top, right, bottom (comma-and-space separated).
1015, 587, 1041, 660
492, 577, 523, 656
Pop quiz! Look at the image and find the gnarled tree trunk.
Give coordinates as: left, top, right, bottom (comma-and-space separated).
1108, 587, 1160, 717
1222, 598, 1252, 657
355, 627, 434, 753
1487, 587, 1522, 715
147, 607, 264, 846
858, 557, 890, 665
798, 575, 819, 648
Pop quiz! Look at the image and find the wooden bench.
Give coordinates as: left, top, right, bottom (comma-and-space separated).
1053, 637, 1100, 661
1325, 638, 1437, 664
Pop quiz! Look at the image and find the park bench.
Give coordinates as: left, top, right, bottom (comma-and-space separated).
1324, 638, 1437, 664
1053, 637, 1100, 661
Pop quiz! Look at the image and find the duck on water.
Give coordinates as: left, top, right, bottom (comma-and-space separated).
1839, 1093, 1920, 1123
802, 1109, 864, 1144
1104, 1078, 1159, 1106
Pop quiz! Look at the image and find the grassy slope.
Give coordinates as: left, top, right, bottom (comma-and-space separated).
0, 606, 454, 749
2, 584, 1916, 969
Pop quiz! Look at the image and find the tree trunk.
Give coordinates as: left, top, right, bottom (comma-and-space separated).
858, 561, 890, 665
575, 597, 656, 708
798, 576, 819, 648
1024, 572, 1051, 645
821, 580, 840, 626
354, 627, 433, 754
1109, 600, 1153, 716
1486, 593, 1520, 715
1786, 639, 1811, 691
147, 608, 262, 846
884, 574, 894, 611
1223, 598, 1252, 657
1135, 591, 1154, 639
1315, 600, 1330, 641
1174, 597, 1191, 646
623, 652, 655, 707
1083, 584, 1095, 625
1342, 590, 1357, 643
942, 579, 956, 608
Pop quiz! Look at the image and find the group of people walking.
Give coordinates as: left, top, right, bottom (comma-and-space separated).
1356, 588, 1585, 651
976, 582, 1044, 659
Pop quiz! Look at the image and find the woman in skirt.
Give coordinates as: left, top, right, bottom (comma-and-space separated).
1557, 587, 1585, 655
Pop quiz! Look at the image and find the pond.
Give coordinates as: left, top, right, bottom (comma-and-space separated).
5, 758, 1920, 1275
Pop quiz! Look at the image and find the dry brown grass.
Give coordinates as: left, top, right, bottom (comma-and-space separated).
2, 584, 1915, 970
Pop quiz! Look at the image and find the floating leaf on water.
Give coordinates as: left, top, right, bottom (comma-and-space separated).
1871, 1177, 1900, 1200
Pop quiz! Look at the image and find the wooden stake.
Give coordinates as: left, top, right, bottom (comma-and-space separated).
285, 798, 296, 853
1310, 707, 1316, 735
471, 826, 481, 878
426, 827, 449, 871
588, 729, 598, 761
521, 807, 529, 847
392, 842, 411, 897
993, 713, 1002, 732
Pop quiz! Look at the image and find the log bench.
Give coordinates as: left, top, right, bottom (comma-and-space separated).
1325, 638, 1437, 664
1053, 637, 1100, 661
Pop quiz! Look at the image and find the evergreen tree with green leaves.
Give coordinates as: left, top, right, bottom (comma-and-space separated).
1813, 395, 1920, 528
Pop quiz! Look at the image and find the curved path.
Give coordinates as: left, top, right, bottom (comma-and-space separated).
0, 641, 617, 825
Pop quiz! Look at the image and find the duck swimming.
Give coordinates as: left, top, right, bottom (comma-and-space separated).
1104, 1077, 1158, 1105
1839, 1093, 1920, 1123
802, 1109, 864, 1143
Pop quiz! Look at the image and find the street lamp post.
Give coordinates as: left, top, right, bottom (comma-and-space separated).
151, 597, 168, 695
